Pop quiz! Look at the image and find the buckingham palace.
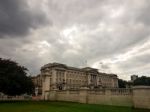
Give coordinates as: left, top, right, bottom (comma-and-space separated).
40, 63, 118, 94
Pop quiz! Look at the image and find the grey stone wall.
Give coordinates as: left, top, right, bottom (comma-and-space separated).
45, 86, 150, 109
133, 86, 150, 109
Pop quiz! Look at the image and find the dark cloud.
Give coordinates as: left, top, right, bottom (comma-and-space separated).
0, 0, 150, 80
0, 0, 49, 38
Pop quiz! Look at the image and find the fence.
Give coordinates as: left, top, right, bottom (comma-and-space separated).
44, 86, 150, 109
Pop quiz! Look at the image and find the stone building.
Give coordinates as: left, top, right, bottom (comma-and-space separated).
41, 63, 118, 93
32, 74, 42, 95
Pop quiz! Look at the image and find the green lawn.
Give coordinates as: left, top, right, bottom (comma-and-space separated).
0, 101, 149, 112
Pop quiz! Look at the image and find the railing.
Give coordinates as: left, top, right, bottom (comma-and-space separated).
110, 89, 132, 95
88, 89, 105, 95
55, 88, 132, 95
0, 95, 31, 101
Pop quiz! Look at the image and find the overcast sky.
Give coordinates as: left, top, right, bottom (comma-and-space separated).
0, 0, 150, 80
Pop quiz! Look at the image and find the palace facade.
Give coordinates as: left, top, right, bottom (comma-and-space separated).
32, 74, 42, 95
41, 63, 118, 94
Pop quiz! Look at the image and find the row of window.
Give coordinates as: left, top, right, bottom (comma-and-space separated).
66, 71, 84, 75
56, 73, 86, 79
100, 77, 113, 82
56, 78, 87, 85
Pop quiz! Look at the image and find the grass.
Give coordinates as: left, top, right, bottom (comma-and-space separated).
0, 101, 149, 112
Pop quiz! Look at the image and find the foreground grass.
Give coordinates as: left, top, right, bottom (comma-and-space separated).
0, 101, 149, 112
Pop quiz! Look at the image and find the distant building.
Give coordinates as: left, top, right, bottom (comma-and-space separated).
125, 75, 139, 88
41, 63, 118, 94
131, 75, 138, 82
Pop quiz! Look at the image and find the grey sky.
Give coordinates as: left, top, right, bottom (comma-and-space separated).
0, 0, 150, 80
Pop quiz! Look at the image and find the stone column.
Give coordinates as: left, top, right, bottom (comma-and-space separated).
64, 71, 67, 90
52, 69, 57, 89
42, 75, 50, 99
112, 78, 118, 88
111, 78, 114, 88
115, 78, 119, 88
49, 90, 57, 101
105, 89, 112, 105
79, 87, 89, 103
87, 74, 91, 85
96, 75, 99, 86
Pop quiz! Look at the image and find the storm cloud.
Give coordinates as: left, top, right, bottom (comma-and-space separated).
0, 0, 150, 80
0, 0, 49, 37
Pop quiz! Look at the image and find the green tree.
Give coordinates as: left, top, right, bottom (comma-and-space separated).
133, 76, 150, 86
0, 58, 34, 96
118, 79, 127, 88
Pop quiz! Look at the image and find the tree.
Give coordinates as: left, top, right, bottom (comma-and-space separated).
118, 79, 127, 88
133, 76, 150, 86
0, 58, 34, 96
